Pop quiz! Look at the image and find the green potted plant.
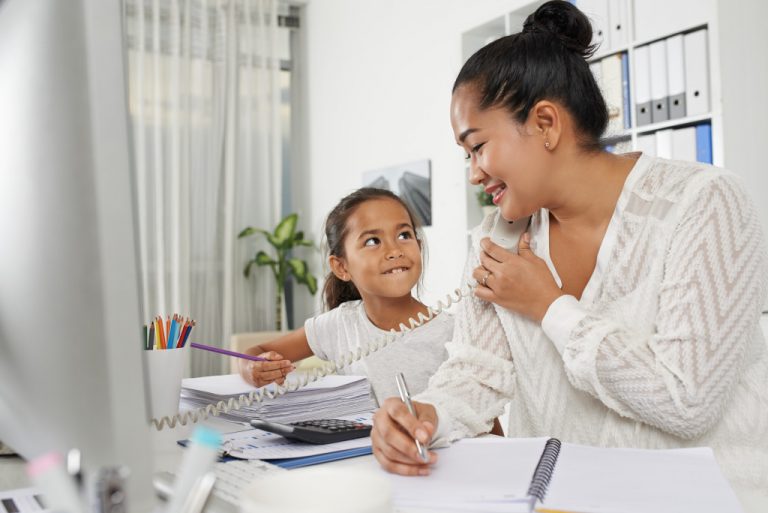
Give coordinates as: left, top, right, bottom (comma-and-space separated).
238, 213, 318, 331
476, 185, 497, 217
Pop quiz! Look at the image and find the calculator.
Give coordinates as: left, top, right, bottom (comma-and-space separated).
250, 418, 372, 444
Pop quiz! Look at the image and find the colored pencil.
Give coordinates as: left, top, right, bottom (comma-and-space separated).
189, 342, 269, 362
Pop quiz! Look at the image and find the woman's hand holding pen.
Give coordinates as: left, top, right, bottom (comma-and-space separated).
473, 232, 563, 323
238, 349, 295, 387
371, 398, 438, 476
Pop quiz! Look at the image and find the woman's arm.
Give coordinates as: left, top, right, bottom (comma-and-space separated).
549, 174, 768, 439
413, 241, 517, 443
371, 240, 517, 475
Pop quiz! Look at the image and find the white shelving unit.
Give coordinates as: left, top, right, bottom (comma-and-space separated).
459, 0, 768, 245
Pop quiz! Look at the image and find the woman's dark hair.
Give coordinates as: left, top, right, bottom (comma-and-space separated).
322, 187, 425, 311
453, 0, 608, 151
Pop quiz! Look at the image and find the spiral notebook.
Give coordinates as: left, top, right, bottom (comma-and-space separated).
388, 437, 743, 513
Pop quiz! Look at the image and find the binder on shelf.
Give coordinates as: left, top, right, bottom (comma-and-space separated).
607, 0, 629, 50
576, 0, 611, 52
696, 123, 713, 163
684, 29, 710, 116
601, 54, 624, 136
621, 52, 631, 128
649, 39, 670, 123
671, 127, 697, 162
666, 34, 687, 119
636, 133, 657, 157
655, 129, 673, 159
633, 45, 653, 126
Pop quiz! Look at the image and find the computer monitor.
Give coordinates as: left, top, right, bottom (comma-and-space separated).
0, 1, 154, 511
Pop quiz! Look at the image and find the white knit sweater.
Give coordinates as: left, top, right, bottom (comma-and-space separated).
416, 154, 768, 498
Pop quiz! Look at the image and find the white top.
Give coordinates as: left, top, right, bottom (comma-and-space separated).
416, 154, 768, 497
305, 300, 453, 405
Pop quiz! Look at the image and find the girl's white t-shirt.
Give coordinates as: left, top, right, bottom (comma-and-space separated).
304, 300, 453, 405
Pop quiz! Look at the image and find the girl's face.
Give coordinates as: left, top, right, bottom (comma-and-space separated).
450, 84, 552, 221
330, 198, 422, 301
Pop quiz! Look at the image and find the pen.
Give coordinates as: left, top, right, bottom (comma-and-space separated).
190, 342, 270, 362
395, 372, 429, 463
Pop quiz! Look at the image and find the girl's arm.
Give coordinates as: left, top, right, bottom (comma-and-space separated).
245, 327, 313, 361
240, 328, 314, 387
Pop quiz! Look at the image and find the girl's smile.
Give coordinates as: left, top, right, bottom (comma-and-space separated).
330, 197, 423, 301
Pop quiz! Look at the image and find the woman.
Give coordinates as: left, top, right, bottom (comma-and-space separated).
370, 0, 768, 508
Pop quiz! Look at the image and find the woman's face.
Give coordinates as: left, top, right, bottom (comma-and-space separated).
451, 84, 551, 222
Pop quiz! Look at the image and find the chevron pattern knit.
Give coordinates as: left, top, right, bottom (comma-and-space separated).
415, 155, 768, 500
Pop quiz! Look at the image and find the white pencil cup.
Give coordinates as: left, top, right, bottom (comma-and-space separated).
142, 347, 188, 420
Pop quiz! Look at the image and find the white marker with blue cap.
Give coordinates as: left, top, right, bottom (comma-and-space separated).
165, 426, 221, 513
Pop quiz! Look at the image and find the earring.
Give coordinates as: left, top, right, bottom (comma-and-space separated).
544, 141, 551, 149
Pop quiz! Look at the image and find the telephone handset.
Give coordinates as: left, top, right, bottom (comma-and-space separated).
489, 213, 531, 253
150, 215, 530, 431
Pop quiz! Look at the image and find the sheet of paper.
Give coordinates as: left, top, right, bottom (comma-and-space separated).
0, 488, 48, 513
386, 437, 548, 509
181, 373, 364, 397
543, 444, 744, 513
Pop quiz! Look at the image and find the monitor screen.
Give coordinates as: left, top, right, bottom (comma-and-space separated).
0, 0, 154, 510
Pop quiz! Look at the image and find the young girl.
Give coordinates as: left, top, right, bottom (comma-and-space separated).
238, 187, 454, 405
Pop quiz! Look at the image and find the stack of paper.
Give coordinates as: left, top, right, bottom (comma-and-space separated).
180, 374, 377, 424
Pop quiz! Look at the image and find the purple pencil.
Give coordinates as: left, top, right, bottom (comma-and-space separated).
189, 342, 269, 362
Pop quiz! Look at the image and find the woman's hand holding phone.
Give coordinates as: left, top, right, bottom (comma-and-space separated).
371, 397, 438, 476
473, 231, 564, 322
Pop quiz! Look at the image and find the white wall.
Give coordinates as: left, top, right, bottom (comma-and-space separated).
294, 0, 527, 320
716, 0, 768, 250
293, 0, 768, 321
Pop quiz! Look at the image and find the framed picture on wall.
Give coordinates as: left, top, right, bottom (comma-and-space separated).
362, 159, 432, 226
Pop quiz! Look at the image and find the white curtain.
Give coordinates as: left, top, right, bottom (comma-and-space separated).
123, 0, 282, 376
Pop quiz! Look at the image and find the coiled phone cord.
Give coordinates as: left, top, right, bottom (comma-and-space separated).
150, 283, 475, 430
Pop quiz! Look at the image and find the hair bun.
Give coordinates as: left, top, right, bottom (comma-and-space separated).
522, 0, 596, 58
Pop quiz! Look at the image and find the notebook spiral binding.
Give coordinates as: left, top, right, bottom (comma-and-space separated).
527, 438, 562, 503
150, 283, 475, 430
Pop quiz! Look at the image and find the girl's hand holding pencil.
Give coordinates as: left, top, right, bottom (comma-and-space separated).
238, 349, 295, 388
